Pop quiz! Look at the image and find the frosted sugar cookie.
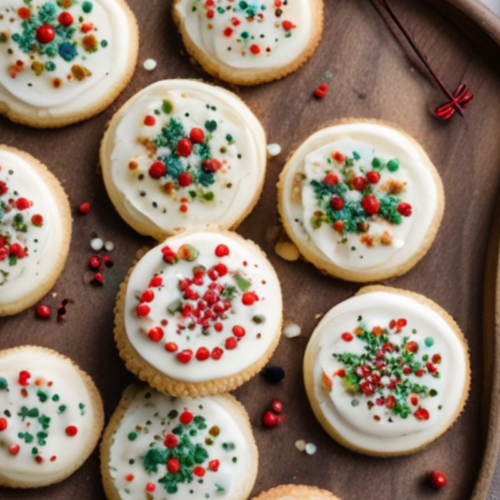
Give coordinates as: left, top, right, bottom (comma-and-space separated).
100, 79, 267, 240
278, 121, 444, 282
172, 0, 324, 85
114, 227, 283, 397
252, 485, 341, 500
0, 0, 138, 127
0, 345, 104, 488
304, 286, 470, 456
0, 146, 71, 316
101, 385, 258, 500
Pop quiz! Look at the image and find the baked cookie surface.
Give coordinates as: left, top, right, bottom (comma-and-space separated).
0, 146, 71, 316
101, 79, 266, 240
0, 345, 104, 488
101, 385, 258, 500
115, 227, 283, 397
278, 121, 444, 282
172, 0, 324, 85
252, 484, 341, 500
303, 286, 470, 456
0, 0, 138, 127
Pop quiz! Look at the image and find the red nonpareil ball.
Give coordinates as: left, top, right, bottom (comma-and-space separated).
430, 470, 448, 489
271, 399, 284, 413
36, 305, 51, 319
36, 24, 55, 44
314, 83, 328, 98
78, 202, 91, 214
262, 411, 278, 427
361, 195, 380, 216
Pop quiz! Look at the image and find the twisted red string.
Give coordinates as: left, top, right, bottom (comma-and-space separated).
369, 0, 474, 121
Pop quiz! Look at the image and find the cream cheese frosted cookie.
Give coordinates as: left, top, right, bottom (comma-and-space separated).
101, 80, 267, 241
101, 385, 258, 500
278, 121, 445, 282
0, 146, 71, 316
0, 0, 138, 127
252, 484, 341, 500
172, 0, 324, 85
115, 227, 283, 397
0, 345, 104, 488
303, 286, 470, 457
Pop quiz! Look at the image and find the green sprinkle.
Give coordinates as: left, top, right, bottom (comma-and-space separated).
241, 31, 249, 39
353, 151, 361, 160
101, 40, 108, 48
205, 120, 217, 132
45, 61, 56, 72
202, 191, 214, 201
82, 1, 93, 13
372, 157, 383, 169
424, 337, 434, 347
0, 377, 8, 390
36, 390, 48, 403
58, 405, 67, 414
387, 158, 400, 172
351, 399, 359, 407
162, 100, 173, 114
31, 447, 38, 455
52, 394, 60, 402
128, 432, 138, 441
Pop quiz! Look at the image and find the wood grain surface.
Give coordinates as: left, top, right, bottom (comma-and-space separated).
1, 1, 500, 499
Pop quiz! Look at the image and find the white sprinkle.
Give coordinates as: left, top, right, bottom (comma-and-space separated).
283, 323, 301, 338
267, 143, 282, 157
90, 238, 104, 251
305, 443, 317, 455
143, 59, 157, 71
104, 241, 115, 252
295, 440, 306, 452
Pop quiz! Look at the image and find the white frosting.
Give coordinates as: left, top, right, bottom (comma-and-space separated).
101, 80, 266, 238
0, 0, 134, 121
123, 230, 282, 383
280, 123, 440, 277
0, 349, 98, 484
108, 388, 251, 499
304, 290, 468, 454
175, 0, 314, 70
0, 149, 65, 305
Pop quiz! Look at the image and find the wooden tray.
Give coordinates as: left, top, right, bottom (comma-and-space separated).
1, 1, 500, 499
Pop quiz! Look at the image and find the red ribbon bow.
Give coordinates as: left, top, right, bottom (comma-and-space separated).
434, 84, 474, 121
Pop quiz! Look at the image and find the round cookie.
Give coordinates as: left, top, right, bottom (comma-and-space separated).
0, 345, 104, 488
101, 385, 258, 500
114, 227, 283, 397
303, 286, 470, 457
278, 120, 445, 282
172, 0, 324, 85
252, 485, 341, 500
0, 0, 138, 128
100, 79, 267, 240
0, 145, 71, 316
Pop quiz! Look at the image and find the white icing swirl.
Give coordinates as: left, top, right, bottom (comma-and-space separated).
280, 123, 442, 279
175, 0, 314, 70
108, 387, 254, 500
123, 230, 282, 383
304, 289, 469, 454
0, 149, 65, 306
0, 0, 135, 121
0, 349, 99, 484
101, 80, 266, 239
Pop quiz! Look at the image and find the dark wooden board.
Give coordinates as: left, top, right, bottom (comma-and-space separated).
1, 0, 500, 499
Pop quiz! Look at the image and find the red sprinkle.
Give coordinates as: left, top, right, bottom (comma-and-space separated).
177, 138, 193, 157
18, 370, 31, 386
0, 418, 7, 431
262, 411, 278, 427
148, 327, 164, 342
414, 408, 430, 420
178, 172, 193, 187
66, 425, 78, 437
223, 27, 233, 37
177, 349, 193, 364
193, 466, 205, 477
271, 399, 284, 413
146, 483, 156, 492
167, 458, 180, 474
136, 303, 151, 317
314, 83, 328, 99
232, 325, 246, 338
341, 332, 353, 342
180, 410, 193, 425
190, 128, 205, 143
8, 444, 20, 455
17, 7, 31, 19
144, 115, 156, 126
366, 171, 380, 184
196, 347, 210, 361
242, 292, 258, 306
78, 202, 91, 214
361, 195, 380, 216
215, 244, 229, 257
149, 275, 163, 287
324, 173, 339, 186
58, 12, 73, 26
250, 44, 260, 55
92, 272, 104, 286
331, 196, 344, 211
36, 305, 51, 319
36, 24, 55, 44
165, 342, 178, 352
164, 433, 178, 449
16, 197, 30, 210
209, 459, 220, 472
397, 202, 412, 217
149, 161, 166, 179
352, 176, 367, 191
212, 347, 223, 360
225, 337, 237, 350
89, 256, 100, 269
430, 470, 448, 489
140, 289, 155, 303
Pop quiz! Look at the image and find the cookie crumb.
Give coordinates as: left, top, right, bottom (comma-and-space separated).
275, 241, 300, 261
266, 143, 282, 157
143, 59, 157, 71
283, 323, 301, 338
